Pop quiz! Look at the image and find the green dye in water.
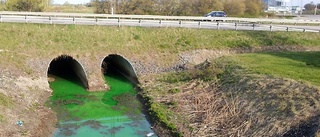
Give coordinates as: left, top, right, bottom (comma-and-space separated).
47, 71, 155, 137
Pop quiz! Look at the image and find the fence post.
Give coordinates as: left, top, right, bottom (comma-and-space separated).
0, 14, 2, 23
49, 16, 52, 25
217, 22, 220, 30
139, 19, 141, 26
198, 21, 201, 28
95, 18, 98, 25
303, 29, 306, 32
269, 25, 272, 31
252, 23, 255, 30
235, 23, 238, 30
286, 27, 289, 32
73, 17, 75, 24
118, 17, 121, 27
179, 21, 182, 27
25, 15, 27, 23
159, 20, 162, 27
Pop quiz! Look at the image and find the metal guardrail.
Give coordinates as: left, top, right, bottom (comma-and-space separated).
0, 13, 319, 33
0, 11, 320, 25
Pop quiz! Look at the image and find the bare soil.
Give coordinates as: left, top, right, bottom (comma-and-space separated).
0, 65, 57, 137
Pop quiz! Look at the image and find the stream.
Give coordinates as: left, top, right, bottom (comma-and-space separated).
47, 68, 156, 137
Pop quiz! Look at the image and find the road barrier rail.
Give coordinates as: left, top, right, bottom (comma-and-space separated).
0, 12, 319, 33
1, 11, 320, 25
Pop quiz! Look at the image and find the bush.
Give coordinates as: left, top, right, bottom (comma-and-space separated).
6, 0, 50, 12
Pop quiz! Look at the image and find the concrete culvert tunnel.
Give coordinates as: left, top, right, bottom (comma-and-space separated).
101, 54, 139, 85
47, 55, 89, 89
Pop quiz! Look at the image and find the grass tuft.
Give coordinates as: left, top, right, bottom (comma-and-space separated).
0, 93, 12, 107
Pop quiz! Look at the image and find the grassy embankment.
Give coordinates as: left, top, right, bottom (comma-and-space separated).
230, 52, 320, 87
142, 52, 320, 136
0, 22, 320, 136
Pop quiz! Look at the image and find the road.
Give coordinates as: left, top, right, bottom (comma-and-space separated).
1, 15, 319, 32
293, 15, 320, 21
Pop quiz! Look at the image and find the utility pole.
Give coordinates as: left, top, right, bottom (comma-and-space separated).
315, 3, 318, 15
300, 0, 303, 15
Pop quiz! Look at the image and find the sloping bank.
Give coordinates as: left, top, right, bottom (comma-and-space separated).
139, 51, 320, 136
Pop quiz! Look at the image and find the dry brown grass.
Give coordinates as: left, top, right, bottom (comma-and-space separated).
141, 75, 254, 136
174, 80, 252, 137
46, 5, 95, 13
140, 59, 320, 136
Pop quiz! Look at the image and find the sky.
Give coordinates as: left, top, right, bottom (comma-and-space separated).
52, 0, 318, 6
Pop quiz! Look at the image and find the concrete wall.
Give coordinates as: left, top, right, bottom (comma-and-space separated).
70, 59, 89, 89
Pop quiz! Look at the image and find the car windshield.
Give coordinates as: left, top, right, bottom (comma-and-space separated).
209, 11, 225, 15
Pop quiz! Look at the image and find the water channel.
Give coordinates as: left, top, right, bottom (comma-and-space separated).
47, 63, 156, 137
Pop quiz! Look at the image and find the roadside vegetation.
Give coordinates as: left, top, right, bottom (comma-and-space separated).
4, 0, 52, 12
0, 2, 4, 10
46, 4, 95, 13
92, 0, 264, 17
3, 0, 263, 17
141, 52, 320, 136
303, 2, 320, 15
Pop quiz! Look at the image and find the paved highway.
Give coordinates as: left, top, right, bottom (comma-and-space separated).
293, 15, 320, 21
0, 15, 319, 32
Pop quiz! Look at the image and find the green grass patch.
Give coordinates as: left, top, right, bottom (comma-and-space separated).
224, 51, 320, 87
0, 93, 13, 107
0, 23, 319, 57
0, 114, 4, 122
143, 95, 183, 137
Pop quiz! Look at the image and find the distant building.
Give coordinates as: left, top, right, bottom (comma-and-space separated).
264, 0, 285, 7
263, 0, 302, 14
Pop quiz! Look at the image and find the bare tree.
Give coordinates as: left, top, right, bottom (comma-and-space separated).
223, 0, 245, 16
304, 2, 316, 11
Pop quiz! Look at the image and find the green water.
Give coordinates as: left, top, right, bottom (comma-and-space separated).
48, 72, 156, 137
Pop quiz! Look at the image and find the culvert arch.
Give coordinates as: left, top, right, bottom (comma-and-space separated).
47, 55, 89, 89
101, 54, 139, 85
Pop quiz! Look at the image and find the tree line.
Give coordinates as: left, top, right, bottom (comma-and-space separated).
304, 2, 320, 10
92, 0, 264, 17
1, 0, 52, 12
1, 0, 318, 16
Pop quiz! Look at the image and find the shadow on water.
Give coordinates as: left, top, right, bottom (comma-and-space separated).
263, 51, 320, 68
104, 65, 133, 84
48, 57, 86, 89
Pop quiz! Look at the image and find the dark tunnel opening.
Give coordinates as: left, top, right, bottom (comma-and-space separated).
101, 54, 139, 85
47, 55, 89, 89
